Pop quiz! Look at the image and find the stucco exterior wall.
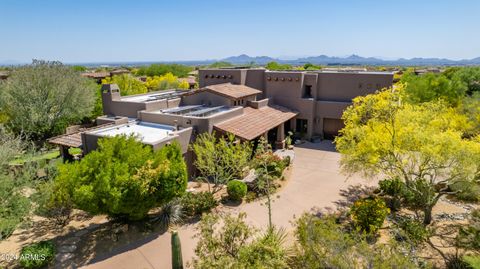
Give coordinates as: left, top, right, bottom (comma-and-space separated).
198, 69, 243, 88
181, 91, 232, 107
317, 72, 393, 102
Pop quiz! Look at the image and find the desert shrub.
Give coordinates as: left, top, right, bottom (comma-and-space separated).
463, 256, 480, 268
291, 213, 419, 269
0, 174, 30, 240
181, 192, 218, 217
227, 180, 247, 201
457, 209, 480, 251
446, 254, 474, 269
450, 180, 480, 202
53, 136, 187, 221
395, 218, 430, 245
350, 197, 390, 234
33, 180, 72, 226
378, 177, 406, 211
254, 152, 287, 179
192, 213, 289, 269
19, 240, 55, 269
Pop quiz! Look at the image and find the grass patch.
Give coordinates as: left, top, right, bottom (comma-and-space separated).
10, 150, 60, 165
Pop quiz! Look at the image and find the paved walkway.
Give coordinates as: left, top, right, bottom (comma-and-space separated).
82, 141, 373, 269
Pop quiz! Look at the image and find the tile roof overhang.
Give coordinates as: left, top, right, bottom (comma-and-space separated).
213, 105, 298, 140
47, 123, 115, 148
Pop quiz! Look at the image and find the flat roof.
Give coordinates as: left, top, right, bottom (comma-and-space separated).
158, 105, 233, 118
121, 90, 184, 103
89, 121, 175, 144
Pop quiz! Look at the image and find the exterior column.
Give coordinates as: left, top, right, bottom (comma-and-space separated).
59, 145, 74, 163
275, 123, 285, 149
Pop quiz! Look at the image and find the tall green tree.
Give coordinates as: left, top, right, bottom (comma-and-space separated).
336, 85, 480, 224
0, 60, 96, 140
53, 136, 187, 220
400, 71, 466, 105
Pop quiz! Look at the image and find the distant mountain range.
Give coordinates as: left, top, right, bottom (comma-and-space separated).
2, 54, 480, 67
221, 54, 480, 66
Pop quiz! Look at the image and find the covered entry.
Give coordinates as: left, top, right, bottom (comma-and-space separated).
323, 118, 345, 140
213, 104, 298, 149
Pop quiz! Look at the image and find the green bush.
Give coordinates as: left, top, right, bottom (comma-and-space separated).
0, 174, 30, 240
227, 180, 247, 201
53, 136, 188, 221
350, 197, 390, 234
181, 192, 218, 217
19, 240, 55, 269
463, 255, 480, 269
450, 180, 480, 202
395, 218, 430, 245
378, 178, 406, 211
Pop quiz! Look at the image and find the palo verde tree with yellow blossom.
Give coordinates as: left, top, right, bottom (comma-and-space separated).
335, 84, 480, 225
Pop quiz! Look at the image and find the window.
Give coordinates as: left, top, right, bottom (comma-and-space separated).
303, 85, 313, 98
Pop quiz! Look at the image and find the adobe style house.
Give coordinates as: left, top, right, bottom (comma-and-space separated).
199, 68, 393, 139
48, 68, 393, 163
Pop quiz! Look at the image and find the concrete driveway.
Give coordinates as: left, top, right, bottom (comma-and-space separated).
82, 141, 373, 269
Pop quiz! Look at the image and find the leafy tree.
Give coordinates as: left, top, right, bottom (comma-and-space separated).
254, 137, 284, 229
303, 63, 322, 70
191, 133, 252, 193
0, 125, 23, 166
102, 74, 147, 96
144, 73, 189, 91
136, 64, 193, 78
336, 85, 480, 224
400, 71, 466, 105
191, 212, 289, 269
53, 136, 187, 220
208, 61, 233, 68
265, 61, 292, 71
291, 213, 420, 269
0, 60, 96, 140
71, 65, 87, 72
451, 67, 480, 95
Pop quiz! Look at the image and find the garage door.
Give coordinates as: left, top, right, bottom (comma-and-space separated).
323, 118, 345, 139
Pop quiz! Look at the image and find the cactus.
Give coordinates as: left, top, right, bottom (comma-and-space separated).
171, 230, 183, 269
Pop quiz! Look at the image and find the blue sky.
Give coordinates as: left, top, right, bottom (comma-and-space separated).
1, 0, 479, 63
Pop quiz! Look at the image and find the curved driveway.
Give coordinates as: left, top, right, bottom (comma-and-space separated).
82, 141, 374, 269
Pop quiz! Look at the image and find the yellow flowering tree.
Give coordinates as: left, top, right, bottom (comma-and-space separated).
102, 74, 147, 96
145, 73, 189, 91
336, 84, 480, 225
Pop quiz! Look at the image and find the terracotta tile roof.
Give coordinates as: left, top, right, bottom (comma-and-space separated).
214, 105, 298, 140
204, 83, 261, 99
47, 123, 115, 148
81, 72, 111, 79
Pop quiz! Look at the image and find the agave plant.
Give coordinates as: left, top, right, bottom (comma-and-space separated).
156, 199, 184, 229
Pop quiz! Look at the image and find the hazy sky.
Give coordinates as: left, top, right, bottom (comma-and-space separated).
1, 0, 479, 63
